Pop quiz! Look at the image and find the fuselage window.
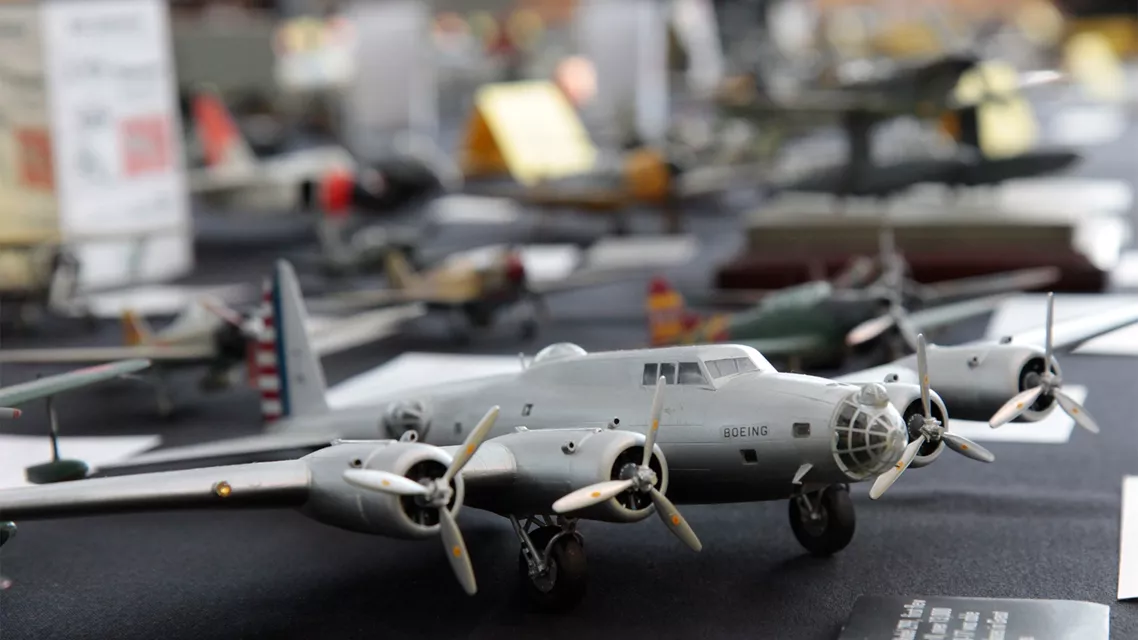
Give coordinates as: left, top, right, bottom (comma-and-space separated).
678, 361, 707, 385
659, 362, 677, 384
642, 363, 659, 385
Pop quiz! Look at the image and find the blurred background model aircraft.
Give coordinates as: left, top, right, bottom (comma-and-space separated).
185, 89, 454, 216
647, 230, 1060, 368
0, 291, 424, 415
309, 241, 691, 342
717, 54, 1080, 200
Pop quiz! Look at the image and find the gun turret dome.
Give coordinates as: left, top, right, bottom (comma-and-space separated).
533, 342, 587, 364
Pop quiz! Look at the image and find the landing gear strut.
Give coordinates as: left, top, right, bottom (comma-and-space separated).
789, 484, 855, 557
511, 515, 587, 612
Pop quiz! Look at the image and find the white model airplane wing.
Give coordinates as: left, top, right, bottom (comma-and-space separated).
0, 359, 151, 407
904, 294, 1011, 334
308, 304, 426, 357
0, 345, 215, 365
94, 432, 342, 472
837, 300, 1138, 385
0, 459, 312, 519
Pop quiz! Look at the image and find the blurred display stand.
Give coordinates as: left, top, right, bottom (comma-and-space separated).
718, 182, 1132, 293
573, 0, 669, 147
459, 80, 598, 185
340, 0, 437, 165
0, 0, 191, 290
171, 9, 276, 101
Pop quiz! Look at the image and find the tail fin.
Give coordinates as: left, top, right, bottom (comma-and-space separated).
647, 277, 689, 346
191, 90, 256, 172
251, 261, 329, 423
384, 251, 419, 290
122, 310, 155, 346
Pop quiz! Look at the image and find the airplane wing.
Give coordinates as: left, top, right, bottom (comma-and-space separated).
977, 301, 1138, 353
0, 460, 311, 520
528, 268, 646, 296
905, 294, 1011, 334
912, 267, 1060, 303
0, 344, 215, 365
306, 288, 430, 314
0, 359, 151, 407
93, 431, 341, 473
307, 304, 426, 357
836, 300, 1138, 385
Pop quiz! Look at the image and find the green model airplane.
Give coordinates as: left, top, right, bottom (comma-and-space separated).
647, 246, 1059, 369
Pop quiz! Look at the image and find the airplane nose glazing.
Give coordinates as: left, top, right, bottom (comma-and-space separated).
831, 392, 908, 481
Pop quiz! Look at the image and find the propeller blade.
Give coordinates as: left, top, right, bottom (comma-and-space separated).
342, 468, 429, 496
438, 507, 477, 595
0, 408, 21, 420
846, 314, 896, 346
443, 406, 501, 484
942, 432, 996, 463
552, 479, 635, 514
869, 435, 925, 500
1054, 388, 1100, 434
893, 307, 921, 352
648, 487, 702, 552
641, 376, 666, 468
916, 334, 931, 419
1044, 292, 1054, 365
988, 386, 1043, 428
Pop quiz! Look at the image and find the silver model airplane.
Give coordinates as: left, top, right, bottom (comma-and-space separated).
0, 262, 1127, 612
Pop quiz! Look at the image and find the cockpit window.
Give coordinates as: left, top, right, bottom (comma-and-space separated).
642, 363, 658, 385
659, 362, 676, 384
707, 356, 759, 379
677, 362, 706, 385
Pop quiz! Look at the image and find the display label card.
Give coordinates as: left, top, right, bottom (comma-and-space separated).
1120, 476, 1138, 600
838, 595, 1109, 640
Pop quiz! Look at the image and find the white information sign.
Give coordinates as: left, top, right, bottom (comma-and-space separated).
574, 0, 669, 146
0, 0, 190, 289
341, 0, 436, 164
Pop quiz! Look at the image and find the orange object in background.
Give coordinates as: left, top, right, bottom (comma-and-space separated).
624, 148, 671, 203
319, 169, 355, 216
192, 94, 241, 168
16, 128, 53, 191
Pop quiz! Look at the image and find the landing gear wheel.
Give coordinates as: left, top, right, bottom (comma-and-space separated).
518, 525, 587, 613
789, 484, 855, 557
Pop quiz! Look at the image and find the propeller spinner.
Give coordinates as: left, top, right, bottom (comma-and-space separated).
342, 405, 501, 595
988, 293, 1099, 433
869, 334, 994, 500
551, 376, 702, 552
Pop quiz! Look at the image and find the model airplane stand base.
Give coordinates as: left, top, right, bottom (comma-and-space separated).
720, 191, 1127, 292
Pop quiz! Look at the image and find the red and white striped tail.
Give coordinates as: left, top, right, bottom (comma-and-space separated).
249, 279, 283, 422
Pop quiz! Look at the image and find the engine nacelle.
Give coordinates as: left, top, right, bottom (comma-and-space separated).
300, 441, 462, 540
882, 382, 949, 469
465, 428, 668, 524
920, 343, 1058, 423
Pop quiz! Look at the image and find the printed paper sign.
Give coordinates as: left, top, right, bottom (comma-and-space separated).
119, 114, 171, 176
1120, 476, 1138, 600
838, 595, 1109, 639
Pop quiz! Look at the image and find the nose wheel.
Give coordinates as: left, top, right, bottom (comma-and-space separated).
789, 484, 855, 557
512, 515, 587, 613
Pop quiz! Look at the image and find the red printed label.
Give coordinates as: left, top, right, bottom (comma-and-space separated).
16, 128, 54, 190
120, 115, 170, 176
